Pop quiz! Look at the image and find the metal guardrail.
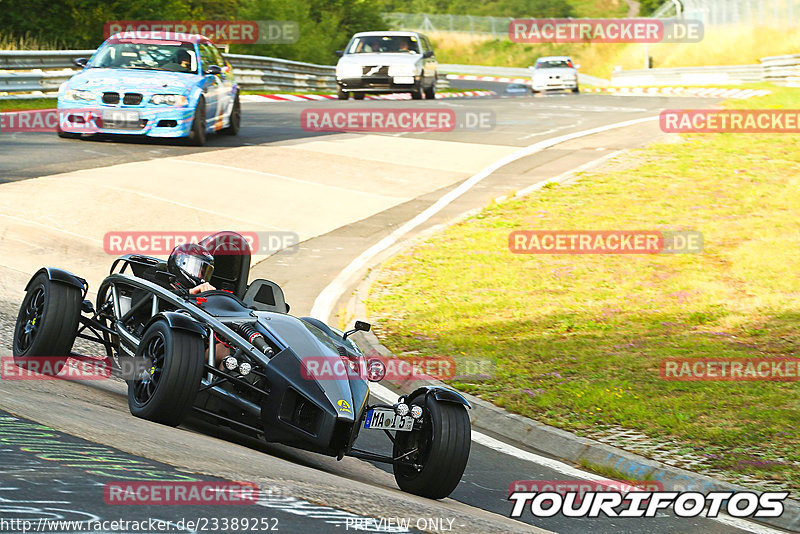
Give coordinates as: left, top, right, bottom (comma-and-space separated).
612, 54, 800, 86
440, 63, 610, 86
0, 49, 340, 96
0, 49, 452, 97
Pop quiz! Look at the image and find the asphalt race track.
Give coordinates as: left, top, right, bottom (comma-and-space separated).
0, 88, 775, 534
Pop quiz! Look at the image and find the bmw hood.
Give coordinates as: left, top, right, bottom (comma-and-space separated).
64, 68, 197, 94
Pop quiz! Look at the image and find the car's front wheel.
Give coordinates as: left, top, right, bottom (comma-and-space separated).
572, 86, 580, 93
424, 77, 436, 100
221, 95, 240, 135
337, 86, 349, 100
127, 320, 204, 426
392, 392, 471, 499
411, 86, 423, 100
187, 98, 207, 146
12, 273, 82, 373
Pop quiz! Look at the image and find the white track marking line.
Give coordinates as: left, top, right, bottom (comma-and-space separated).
0, 213, 100, 244
68, 177, 287, 231
176, 160, 396, 200
310, 115, 658, 320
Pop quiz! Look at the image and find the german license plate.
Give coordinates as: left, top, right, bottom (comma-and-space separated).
102, 109, 141, 130
364, 407, 413, 432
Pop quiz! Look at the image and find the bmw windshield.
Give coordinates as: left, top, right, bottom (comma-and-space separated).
88, 41, 198, 73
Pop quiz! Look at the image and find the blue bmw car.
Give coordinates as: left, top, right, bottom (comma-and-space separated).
58, 32, 240, 146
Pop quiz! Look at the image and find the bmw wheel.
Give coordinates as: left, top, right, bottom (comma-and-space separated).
221, 95, 240, 135
187, 97, 207, 146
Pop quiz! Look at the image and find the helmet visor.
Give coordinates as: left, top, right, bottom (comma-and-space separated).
180, 254, 214, 283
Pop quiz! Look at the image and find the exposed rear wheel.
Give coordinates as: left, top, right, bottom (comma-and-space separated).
353, 93, 365, 100
128, 320, 204, 427
13, 273, 82, 373
392, 392, 471, 499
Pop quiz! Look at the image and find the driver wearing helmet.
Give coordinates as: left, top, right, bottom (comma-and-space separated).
167, 243, 235, 367
167, 243, 216, 295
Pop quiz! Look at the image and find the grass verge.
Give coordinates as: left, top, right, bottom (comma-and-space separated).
0, 98, 57, 111
367, 87, 800, 491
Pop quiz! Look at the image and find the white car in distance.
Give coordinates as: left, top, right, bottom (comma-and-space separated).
529, 56, 580, 94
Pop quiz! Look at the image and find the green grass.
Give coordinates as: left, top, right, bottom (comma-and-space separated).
367, 87, 800, 490
0, 98, 57, 111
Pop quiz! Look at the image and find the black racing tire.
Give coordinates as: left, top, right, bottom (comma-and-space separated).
56, 124, 81, 139
424, 79, 436, 100
221, 95, 240, 135
572, 86, 580, 94
411, 87, 423, 100
127, 320, 204, 427
337, 87, 349, 100
392, 392, 471, 499
12, 273, 82, 373
353, 92, 365, 100
186, 97, 207, 146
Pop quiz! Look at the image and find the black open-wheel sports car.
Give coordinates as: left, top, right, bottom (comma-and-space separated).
12, 231, 471, 499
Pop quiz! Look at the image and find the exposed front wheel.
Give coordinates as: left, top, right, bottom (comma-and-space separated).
128, 320, 204, 427
221, 95, 240, 135
572, 86, 580, 93
187, 98, 207, 146
424, 80, 436, 100
12, 273, 82, 372
411, 87, 423, 100
337, 87, 349, 100
392, 393, 471, 499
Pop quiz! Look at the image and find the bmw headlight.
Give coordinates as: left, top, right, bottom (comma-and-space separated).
337, 64, 362, 78
149, 94, 188, 106
63, 89, 96, 102
388, 64, 418, 77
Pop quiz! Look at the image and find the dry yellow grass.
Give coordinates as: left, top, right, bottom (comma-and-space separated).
431, 25, 800, 79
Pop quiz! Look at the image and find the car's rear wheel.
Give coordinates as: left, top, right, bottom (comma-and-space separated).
127, 320, 204, 426
187, 98, 207, 146
353, 92, 365, 100
12, 273, 82, 373
337, 87, 349, 100
221, 95, 240, 135
392, 392, 471, 499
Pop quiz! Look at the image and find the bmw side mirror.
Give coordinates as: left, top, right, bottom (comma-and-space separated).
335, 50, 344, 57
205, 65, 222, 75
73, 58, 88, 68
423, 51, 433, 58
